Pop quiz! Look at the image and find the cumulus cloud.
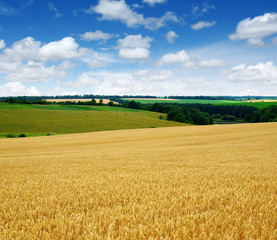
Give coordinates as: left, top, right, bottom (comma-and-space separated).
156, 50, 190, 66
0, 82, 40, 96
91, 0, 178, 30
191, 20, 216, 30
117, 34, 152, 61
80, 30, 115, 42
156, 50, 226, 69
166, 31, 178, 43
1, 36, 81, 63
118, 34, 152, 49
229, 13, 277, 46
228, 61, 277, 83
0, 39, 6, 49
3, 61, 71, 82
0, 37, 81, 82
39, 37, 80, 61
143, 0, 166, 6
119, 48, 150, 61
2, 37, 41, 62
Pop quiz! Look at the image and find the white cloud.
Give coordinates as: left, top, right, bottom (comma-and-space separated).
156, 50, 191, 66
91, 0, 178, 30
191, 21, 216, 30
247, 38, 265, 47
0, 37, 80, 82
192, 3, 215, 16
2, 37, 41, 62
39, 37, 80, 61
229, 13, 277, 46
76, 72, 103, 86
79, 48, 114, 68
143, 11, 178, 30
0, 82, 40, 96
199, 58, 226, 68
240, 89, 259, 96
132, 69, 173, 82
228, 61, 277, 83
71, 71, 132, 90
156, 50, 226, 69
132, 4, 142, 9
80, 30, 115, 41
118, 34, 152, 61
1, 37, 81, 63
166, 31, 178, 43
143, 0, 166, 6
93, 0, 143, 27
87, 59, 108, 68
67, 69, 210, 96
60, 91, 80, 96
0, 39, 5, 49
119, 48, 150, 60
3, 61, 69, 82
118, 34, 152, 49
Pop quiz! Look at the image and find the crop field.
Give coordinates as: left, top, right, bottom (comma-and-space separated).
123, 98, 239, 105
0, 103, 184, 137
44, 99, 118, 104
0, 123, 277, 239
123, 98, 277, 108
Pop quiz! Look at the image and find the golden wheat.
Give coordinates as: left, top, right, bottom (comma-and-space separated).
0, 123, 277, 239
45, 99, 117, 104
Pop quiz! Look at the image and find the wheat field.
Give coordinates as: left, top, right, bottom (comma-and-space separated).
0, 123, 277, 239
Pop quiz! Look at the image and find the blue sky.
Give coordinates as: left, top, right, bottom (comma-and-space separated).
0, 0, 277, 96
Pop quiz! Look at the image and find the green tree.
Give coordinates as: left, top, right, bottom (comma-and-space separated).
128, 100, 141, 109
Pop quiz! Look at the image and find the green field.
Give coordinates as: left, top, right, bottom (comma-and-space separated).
0, 103, 185, 138
123, 98, 277, 108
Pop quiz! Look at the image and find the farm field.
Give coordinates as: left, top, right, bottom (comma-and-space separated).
0, 123, 277, 239
123, 98, 239, 105
44, 99, 118, 104
0, 103, 185, 137
123, 98, 277, 108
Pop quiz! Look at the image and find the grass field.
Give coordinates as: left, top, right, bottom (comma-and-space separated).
0, 103, 185, 137
123, 98, 277, 108
0, 123, 276, 239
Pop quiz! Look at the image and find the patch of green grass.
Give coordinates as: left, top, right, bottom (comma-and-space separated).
122, 98, 277, 108
0, 103, 144, 112
123, 98, 241, 105
241, 102, 277, 108
0, 103, 185, 136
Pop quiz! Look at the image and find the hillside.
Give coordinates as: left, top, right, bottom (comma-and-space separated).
0, 123, 276, 239
0, 103, 185, 137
